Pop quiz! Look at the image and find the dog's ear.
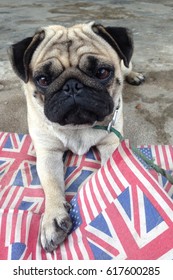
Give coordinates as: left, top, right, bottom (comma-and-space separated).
7, 31, 45, 83
92, 24, 133, 68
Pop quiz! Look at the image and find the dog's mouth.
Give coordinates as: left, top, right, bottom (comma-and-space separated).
61, 105, 105, 126
43, 82, 114, 126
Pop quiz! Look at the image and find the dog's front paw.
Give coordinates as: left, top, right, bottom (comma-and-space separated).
41, 208, 72, 253
126, 71, 145, 85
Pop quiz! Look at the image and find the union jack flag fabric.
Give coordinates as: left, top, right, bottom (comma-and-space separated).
0, 132, 173, 260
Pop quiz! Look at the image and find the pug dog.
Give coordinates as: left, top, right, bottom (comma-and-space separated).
8, 22, 144, 252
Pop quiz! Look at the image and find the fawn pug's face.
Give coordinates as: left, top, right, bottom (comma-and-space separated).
8, 22, 133, 127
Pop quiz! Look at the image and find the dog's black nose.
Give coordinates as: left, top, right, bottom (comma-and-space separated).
63, 79, 84, 96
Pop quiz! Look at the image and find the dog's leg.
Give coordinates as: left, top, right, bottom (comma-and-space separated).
97, 133, 121, 165
121, 61, 145, 85
36, 148, 72, 252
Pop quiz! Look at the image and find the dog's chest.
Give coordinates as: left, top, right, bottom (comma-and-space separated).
57, 128, 106, 155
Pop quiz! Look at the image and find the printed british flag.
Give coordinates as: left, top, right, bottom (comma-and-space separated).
0, 132, 173, 260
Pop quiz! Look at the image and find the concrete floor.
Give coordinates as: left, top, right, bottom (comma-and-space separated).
0, 0, 173, 146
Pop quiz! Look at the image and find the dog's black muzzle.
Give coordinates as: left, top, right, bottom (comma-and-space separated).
40, 68, 114, 126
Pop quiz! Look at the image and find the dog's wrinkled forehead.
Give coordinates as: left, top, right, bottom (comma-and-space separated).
8, 21, 133, 83
31, 22, 119, 69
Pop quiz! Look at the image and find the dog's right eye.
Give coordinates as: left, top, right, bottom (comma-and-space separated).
96, 68, 111, 80
36, 76, 51, 87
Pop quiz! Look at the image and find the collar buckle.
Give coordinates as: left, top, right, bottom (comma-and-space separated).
107, 98, 121, 133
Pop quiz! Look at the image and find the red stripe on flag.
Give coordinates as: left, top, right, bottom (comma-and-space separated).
89, 179, 102, 214
64, 238, 73, 259
83, 185, 94, 222
162, 145, 170, 170
11, 134, 18, 150
27, 213, 42, 260
65, 151, 74, 166
154, 145, 161, 167
20, 212, 27, 244
131, 185, 141, 236
86, 229, 120, 258
65, 166, 82, 185
10, 210, 18, 244
94, 171, 110, 206
101, 166, 117, 199
106, 159, 125, 193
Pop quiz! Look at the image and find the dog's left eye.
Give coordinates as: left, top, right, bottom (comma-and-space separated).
36, 76, 51, 87
96, 68, 111, 80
